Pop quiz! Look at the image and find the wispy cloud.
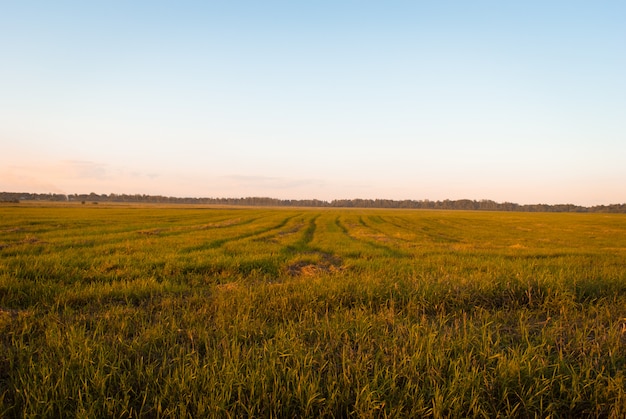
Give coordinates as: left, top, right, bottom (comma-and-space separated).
60, 160, 109, 179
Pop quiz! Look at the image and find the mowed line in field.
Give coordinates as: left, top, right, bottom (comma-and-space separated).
219, 213, 346, 276
334, 216, 409, 258
176, 213, 336, 279
247, 214, 310, 246
389, 215, 463, 244
281, 215, 319, 252
194, 212, 348, 278
274, 214, 344, 276
0, 208, 264, 253
382, 212, 518, 249
357, 215, 418, 244
279, 213, 400, 263
356, 215, 417, 250
179, 213, 301, 253
50, 217, 262, 254
0, 209, 283, 284
366, 214, 460, 250
223, 214, 312, 253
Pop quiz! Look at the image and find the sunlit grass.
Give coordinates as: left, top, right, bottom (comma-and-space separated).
1, 204, 626, 417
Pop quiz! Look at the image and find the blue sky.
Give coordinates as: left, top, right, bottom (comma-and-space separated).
1, 1, 625, 205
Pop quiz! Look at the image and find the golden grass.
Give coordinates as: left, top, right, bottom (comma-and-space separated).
1, 205, 626, 417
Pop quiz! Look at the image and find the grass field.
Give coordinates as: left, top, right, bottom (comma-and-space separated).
1, 203, 626, 417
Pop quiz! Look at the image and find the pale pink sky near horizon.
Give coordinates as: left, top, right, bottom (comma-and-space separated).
2, 1, 625, 206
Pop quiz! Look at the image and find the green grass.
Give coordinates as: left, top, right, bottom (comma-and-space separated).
1, 204, 626, 417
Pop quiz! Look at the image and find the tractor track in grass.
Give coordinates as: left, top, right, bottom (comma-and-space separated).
335, 216, 409, 258
356, 215, 416, 245
282, 215, 319, 252
10, 216, 263, 255
250, 215, 312, 244
180, 214, 300, 253
370, 215, 423, 243
384, 215, 462, 244
283, 215, 344, 276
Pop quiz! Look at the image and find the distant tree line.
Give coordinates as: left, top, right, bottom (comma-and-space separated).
1, 192, 625, 213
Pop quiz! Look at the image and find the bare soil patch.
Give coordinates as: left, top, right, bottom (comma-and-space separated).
287, 253, 343, 276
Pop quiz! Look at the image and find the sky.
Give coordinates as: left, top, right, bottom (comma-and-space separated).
1, 1, 625, 206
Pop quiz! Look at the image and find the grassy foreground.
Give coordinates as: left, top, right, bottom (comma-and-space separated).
1, 204, 626, 417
